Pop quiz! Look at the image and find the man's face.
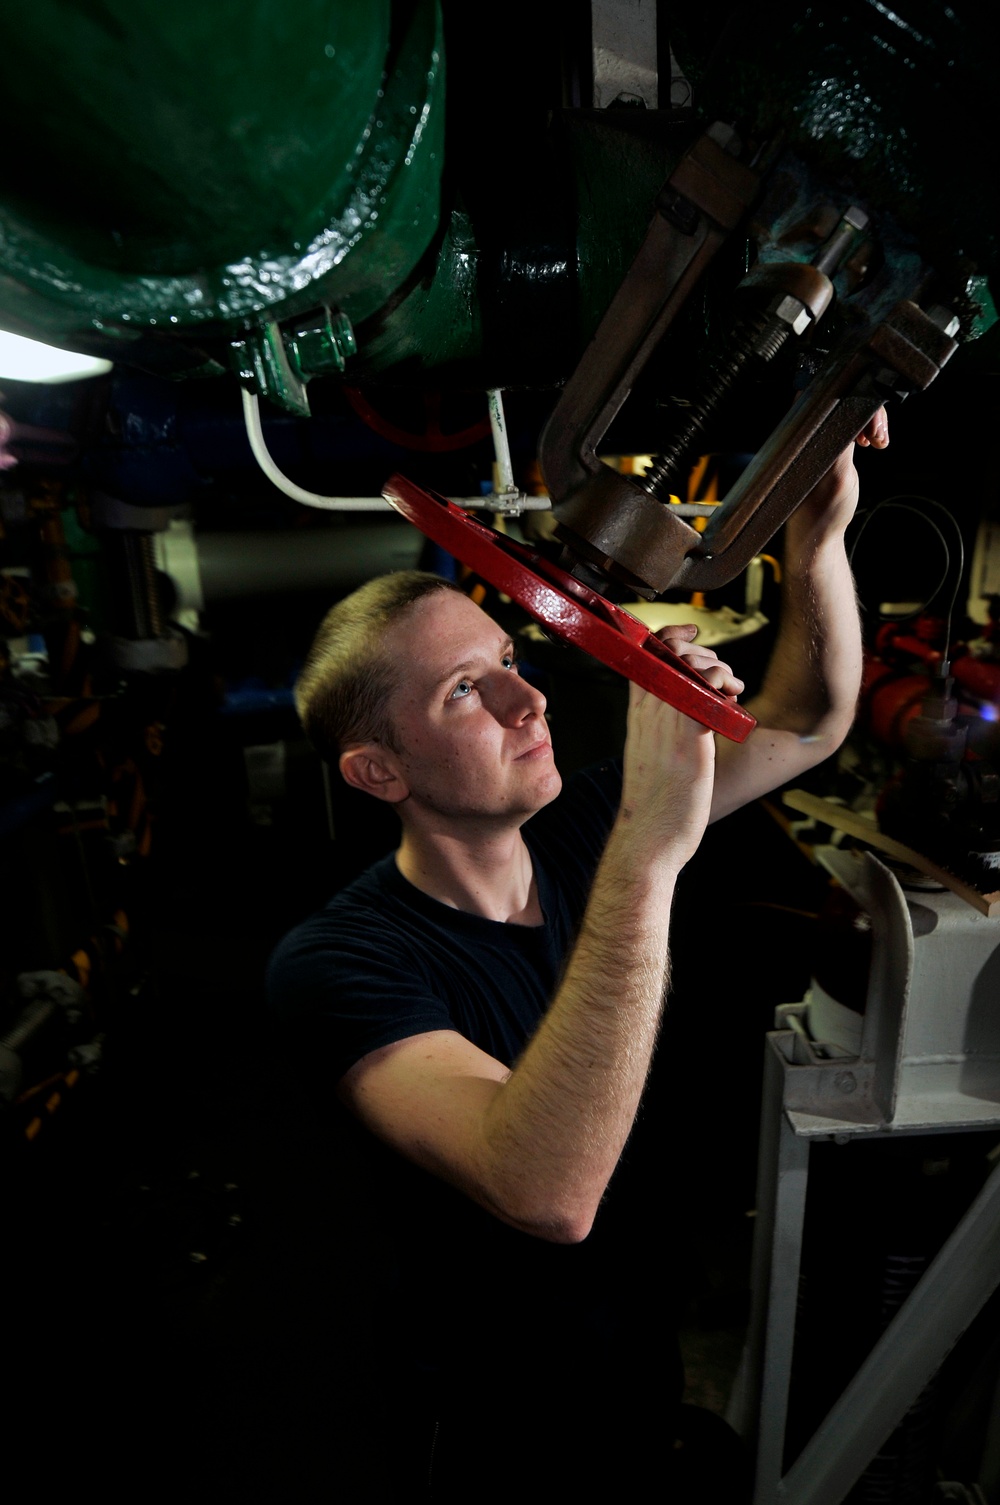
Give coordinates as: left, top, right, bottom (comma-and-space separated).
380, 589, 562, 825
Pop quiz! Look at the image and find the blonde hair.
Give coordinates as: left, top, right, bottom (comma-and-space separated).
295, 571, 459, 762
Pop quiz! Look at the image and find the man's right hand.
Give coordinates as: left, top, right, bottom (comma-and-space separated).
653, 622, 745, 700
617, 677, 718, 872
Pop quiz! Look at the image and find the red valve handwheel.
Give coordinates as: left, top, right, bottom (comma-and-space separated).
382, 474, 756, 743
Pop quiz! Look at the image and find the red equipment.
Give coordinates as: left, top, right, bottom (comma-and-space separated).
382, 473, 756, 743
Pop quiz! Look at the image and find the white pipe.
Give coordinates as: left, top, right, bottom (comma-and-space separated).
488, 387, 516, 494
242, 387, 393, 510
241, 387, 550, 512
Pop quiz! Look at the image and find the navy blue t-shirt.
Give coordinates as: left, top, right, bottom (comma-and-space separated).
266, 758, 686, 1479
267, 759, 622, 1078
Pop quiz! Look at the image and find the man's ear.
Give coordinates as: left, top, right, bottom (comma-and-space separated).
338, 744, 409, 804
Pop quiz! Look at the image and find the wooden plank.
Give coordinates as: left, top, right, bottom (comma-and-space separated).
781, 788, 1000, 920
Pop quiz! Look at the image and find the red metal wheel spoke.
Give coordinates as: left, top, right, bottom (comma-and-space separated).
382, 474, 756, 743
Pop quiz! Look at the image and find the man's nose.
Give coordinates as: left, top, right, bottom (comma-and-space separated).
491, 671, 547, 725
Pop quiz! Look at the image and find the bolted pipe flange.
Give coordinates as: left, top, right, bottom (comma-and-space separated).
231, 307, 357, 417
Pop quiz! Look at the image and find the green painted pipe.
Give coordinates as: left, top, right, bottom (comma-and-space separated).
0, 1, 996, 412
0, 0, 445, 380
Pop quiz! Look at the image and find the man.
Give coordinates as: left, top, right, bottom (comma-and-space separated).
267, 415, 888, 1498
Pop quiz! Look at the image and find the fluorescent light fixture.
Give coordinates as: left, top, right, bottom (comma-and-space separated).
0, 330, 113, 383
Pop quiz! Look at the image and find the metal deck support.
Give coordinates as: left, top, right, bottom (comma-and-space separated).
782, 1147, 1000, 1504
728, 843, 1000, 1502
727, 1043, 811, 1500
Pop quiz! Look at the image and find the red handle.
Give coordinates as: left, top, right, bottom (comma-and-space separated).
382, 475, 756, 743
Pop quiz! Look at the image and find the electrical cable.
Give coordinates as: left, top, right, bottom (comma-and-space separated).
848, 494, 966, 667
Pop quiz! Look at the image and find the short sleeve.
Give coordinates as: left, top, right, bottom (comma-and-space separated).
267, 911, 456, 1082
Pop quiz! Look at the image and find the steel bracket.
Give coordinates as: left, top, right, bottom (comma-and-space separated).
541, 129, 957, 597
538, 121, 761, 512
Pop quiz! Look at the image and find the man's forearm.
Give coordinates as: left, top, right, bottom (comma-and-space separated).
747, 511, 863, 741
475, 821, 678, 1243
710, 448, 866, 819
341, 686, 715, 1244
470, 694, 716, 1242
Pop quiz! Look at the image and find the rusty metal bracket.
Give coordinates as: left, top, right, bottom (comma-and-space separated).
671, 299, 959, 591
538, 122, 761, 513
547, 294, 957, 597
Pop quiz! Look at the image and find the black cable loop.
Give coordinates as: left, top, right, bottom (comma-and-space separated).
848, 494, 965, 667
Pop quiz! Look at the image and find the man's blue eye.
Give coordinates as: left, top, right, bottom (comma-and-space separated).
451, 679, 473, 699
502, 655, 516, 671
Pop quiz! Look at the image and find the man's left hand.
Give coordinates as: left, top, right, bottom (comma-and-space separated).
855, 408, 890, 450
792, 404, 890, 541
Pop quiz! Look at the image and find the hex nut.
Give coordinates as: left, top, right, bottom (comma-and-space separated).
773, 295, 812, 336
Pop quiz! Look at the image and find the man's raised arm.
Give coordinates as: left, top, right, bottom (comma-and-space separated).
708, 407, 889, 819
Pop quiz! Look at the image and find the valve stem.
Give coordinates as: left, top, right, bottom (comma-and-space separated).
640, 308, 787, 500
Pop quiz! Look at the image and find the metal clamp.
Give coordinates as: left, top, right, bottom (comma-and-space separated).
539, 122, 759, 502
670, 299, 959, 592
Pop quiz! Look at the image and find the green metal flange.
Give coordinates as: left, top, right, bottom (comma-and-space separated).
230, 307, 357, 416
229, 325, 308, 418
0, 0, 444, 365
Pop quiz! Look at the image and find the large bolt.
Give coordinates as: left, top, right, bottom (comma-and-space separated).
287, 307, 357, 378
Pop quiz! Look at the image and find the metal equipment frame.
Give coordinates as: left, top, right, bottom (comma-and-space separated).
727, 844, 1000, 1504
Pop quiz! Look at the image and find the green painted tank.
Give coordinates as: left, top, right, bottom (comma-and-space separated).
684, 1, 999, 285
0, 0, 446, 394
0, 1, 996, 414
